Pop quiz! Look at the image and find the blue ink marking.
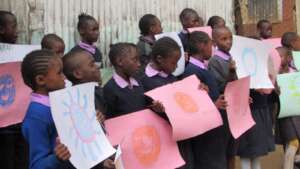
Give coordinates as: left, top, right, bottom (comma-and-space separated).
241, 48, 258, 76
0, 74, 16, 107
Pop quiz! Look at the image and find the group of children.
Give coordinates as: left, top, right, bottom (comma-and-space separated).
1, 7, 300, 169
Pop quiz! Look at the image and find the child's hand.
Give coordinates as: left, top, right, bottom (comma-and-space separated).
55, 143, 71, 161
249, 97, 253, 104
103, 159, 115, 169
149, 101, 165, 113
214, 95, 228, 110
184, 52, 189, 62
198, 83, 209, 93
96, 110, 106, 123
229, 60, 236, 72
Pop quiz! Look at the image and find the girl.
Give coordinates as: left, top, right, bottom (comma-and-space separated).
71, 13, 103, 67
180, 31, 228, 169
103, 43, 163, 119
0, 10, 28, 169
178, 8, 204, 51
136, 14, 162, 72
21, 50, 74, 169
276, 46, 300, 169
207, 15, 226, 29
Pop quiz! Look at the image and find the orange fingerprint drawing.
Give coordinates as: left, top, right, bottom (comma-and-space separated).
132, 125, 161, 166
174, 92, 198, 113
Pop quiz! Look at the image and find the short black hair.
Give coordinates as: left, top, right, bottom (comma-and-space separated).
108, 43, 137, 67
151, 37, 180, 62
207, 16, 225, 28
138, 14, 158, 36
41, 34, 64, 49
179, 8, 201, 23
21, 49, 56, 90
62, 48, 89, 83
0, 10, 15, 28
77, 13, 96, 31
281, 32, 299, 48
257, 19, 270, 29
188, 31, 211, 55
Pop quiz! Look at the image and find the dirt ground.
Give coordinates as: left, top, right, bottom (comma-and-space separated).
236, 145, 284, 169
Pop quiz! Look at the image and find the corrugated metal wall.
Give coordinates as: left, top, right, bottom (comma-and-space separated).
0, 0, 234, 66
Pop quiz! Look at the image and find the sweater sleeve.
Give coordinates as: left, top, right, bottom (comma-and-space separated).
208, 58, 228, 93
22, 118, 63, 169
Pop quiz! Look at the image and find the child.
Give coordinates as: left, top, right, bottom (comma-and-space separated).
103, 43, 163, 118
208, 26, 238, 169
235, 37, 275, 169
275, 46, 300, 169
140, 37, 194, 169
41, 34, 65, 57
281, 32, 300, 71
136, 14, 162, 71
180, 31, 228, 169
257, 19, 272, 40
71, 13, 103, 67
62, 48, 115, 169
21, 50, 74, 169
0, 10, 29, 169
207, 15, 226, 29
178, 8, 204, 51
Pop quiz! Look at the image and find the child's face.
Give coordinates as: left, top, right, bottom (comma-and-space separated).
182, 14, 203, 30
51, 41, 65, 57
119, 47, 141, 76
80, 19, 99, 43
259, 22, 272, 39
214, 29, 232, 53
75, 52, 101, 84
0, 14, 18, 43
202, 40, 213, 60
43, 57, 65, 91
150, 18, 163, 35
158, 50, 180, 74
291, 37, 300, 51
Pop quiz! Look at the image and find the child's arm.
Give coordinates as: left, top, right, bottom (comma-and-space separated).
23, 118, 72, 169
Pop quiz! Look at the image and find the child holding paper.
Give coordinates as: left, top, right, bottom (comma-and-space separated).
276, 46, 300, 169
180, 31, 228, 169
0, 10, 29, 169
103, 43, 164, 118
63, 48, 117, 169
136, 14, 162, 73
21, 50, 75, 169
70, 13, 103, 67
140, 37, 197, 169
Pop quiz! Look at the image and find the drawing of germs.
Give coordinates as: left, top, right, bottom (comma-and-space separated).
0, 74, 16, 107
288, 75, 300, 103
62, 88, 102, 161
241, 48, 258, 76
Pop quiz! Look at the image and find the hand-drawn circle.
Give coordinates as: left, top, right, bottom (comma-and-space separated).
241, 48, 258, 76
174, 92, 198, 113
0, 74, 16, 107
132, 125, 161, 166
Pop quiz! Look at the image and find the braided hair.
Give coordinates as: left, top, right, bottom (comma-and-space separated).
77, 13, 96, 31
21, 49, 56, 90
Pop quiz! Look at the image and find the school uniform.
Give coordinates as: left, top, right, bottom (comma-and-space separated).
71, 41, 103, 67
178, 30, 189, 52
103, 73, 152, 119
136, 36, 155, 70
140, 64, 194, 169
276, 68, 300, 145
238, 90, 275, 158
208, 50, 239, 159
180, 57, 227, 169
22, 93, 75, 169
